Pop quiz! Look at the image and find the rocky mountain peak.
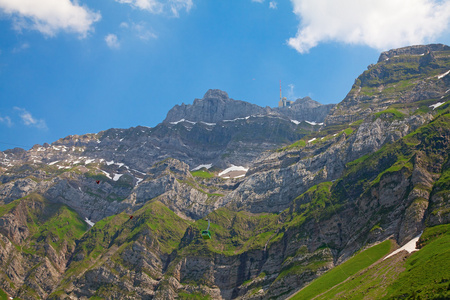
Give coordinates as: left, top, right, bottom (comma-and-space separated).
377, 43, 450, 62
202, 89, 229, 100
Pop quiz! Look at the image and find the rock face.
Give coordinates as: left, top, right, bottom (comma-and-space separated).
274, 97, 334, 122
325, 43, 450, 126
164, 90, 270, 123
0, 44, 450, 300
164, 90, 334, 124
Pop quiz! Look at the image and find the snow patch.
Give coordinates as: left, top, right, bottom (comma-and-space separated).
135, 178, 143, 186
169, 119, 197, 125
113, 174, 123, 181
218, 165, 249, 176
308, 138, 317, 143
223, 116, 251, 122
119, 138, 124, 141
384, 233, 422, 260
290, 119, 300, 125
131, 169, 146, 175
234, 174, 245, 178
201, 121, 216, 126
429, 102, 444, 110
100, 170, 112, 179
48, 161, 59, 165
85, 159, 95, 164
437, 70, 450, 79
192, 163, 213, 171
106, 160, 114, 165
305, 121, 324, 126
84, 217, 95, 227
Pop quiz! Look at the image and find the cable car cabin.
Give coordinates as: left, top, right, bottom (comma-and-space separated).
201, 230, 211, 239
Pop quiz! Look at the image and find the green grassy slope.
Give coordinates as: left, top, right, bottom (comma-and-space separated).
290, 240, 392, 300
305, 223, 450, 300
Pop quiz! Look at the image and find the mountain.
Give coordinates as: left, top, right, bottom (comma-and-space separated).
325, 43, 450, 125
0, 44, 449, 300
164, 89, 334, 124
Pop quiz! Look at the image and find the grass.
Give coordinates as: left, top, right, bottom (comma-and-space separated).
310, 224, 450, 299
374, 108, 405, 121
290, 240, 392, 300
191, 170, 214, 179
0, 289, 7, 300
178, 292, 211, 300
383, 224, 450, 299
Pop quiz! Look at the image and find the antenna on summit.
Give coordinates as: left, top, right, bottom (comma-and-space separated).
279, 80, 282, 101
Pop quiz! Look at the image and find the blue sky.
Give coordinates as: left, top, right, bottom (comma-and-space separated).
1, 0, 450, 151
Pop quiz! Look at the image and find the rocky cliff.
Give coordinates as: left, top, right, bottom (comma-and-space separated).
164, 89, 334, 124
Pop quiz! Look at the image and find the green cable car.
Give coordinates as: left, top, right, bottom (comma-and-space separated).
202, 219, 211, 239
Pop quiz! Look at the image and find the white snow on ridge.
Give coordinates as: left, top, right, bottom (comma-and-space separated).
201, 121, 216, 126
85, 159, 95, 164
308, 138, 317, 143
113, 174, 123, 181
84, 217, 95, 227
101, 170, 112, 179
384, 233, 422, 260
169, 119, 197, 125
429, 102, 444, 110
48, 161, 59, 165
438, 70, 450, 79
223, 116, 251, 122
106, 160, 114, 165
135, 178, 143, 186
290, 119, 300, 125
305, 121, 324, 126
192, 163, 213, 171
218, 165, 249, 176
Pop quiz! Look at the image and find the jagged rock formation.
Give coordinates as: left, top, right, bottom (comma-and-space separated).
325, 43, 450, 126
164, 89, 334, 124
0, 44, 450, 299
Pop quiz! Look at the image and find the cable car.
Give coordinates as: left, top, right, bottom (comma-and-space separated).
202, 219, 211, 239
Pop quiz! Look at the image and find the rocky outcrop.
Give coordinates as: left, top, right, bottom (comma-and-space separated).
164, 90, 270, 124
225, 113, 432, 214
325, 44, 450, 126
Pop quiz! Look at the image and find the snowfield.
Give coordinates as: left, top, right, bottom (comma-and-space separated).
218, 165, 249, 177
384, 233, 422, 260
192, 163, 213, 171
429, 102, 445, 110
437, 70, 450, 79
84, 218, 95, 227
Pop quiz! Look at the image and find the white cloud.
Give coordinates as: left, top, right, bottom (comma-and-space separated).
133, 23, 157, 40
13, 107, 47, 129
12, 42, 29, 53
0, 115, 13, 127
116, 0, 192, 16
116, 0, 163, 13
105, 34, 120, 48
269, 1, 277, 9
169, 0, 193, 17
287, 84, 296, 99
252, 0, 264, 3
288, 0, 450, 53
0, 0, 101, 37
